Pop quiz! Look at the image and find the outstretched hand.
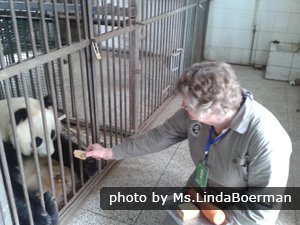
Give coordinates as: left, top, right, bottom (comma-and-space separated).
85, 143, 114, 160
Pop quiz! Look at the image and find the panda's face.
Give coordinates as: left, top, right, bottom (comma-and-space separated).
15, 103, 57, 157
0, 97, 57, 157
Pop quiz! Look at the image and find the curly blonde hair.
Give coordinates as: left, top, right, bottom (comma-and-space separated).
176, 61, 242, 117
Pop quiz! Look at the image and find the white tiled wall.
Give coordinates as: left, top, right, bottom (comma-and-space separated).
204, 0, 300, 65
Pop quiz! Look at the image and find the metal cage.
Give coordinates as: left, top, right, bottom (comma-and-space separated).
0, 0, 209, 224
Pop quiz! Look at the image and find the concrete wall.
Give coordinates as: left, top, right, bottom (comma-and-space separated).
204, 0, 300, 65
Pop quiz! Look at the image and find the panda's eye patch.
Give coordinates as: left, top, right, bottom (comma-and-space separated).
51, 130, 55, 139
35, 137, 43, 147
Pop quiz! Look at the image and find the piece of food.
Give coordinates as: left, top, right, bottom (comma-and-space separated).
201, 209, 225, 225
186, 188, 226, 225
73, 150, 87, 160
176, 202, 200, 221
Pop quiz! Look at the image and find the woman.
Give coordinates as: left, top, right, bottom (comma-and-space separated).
86, 61, 292, 224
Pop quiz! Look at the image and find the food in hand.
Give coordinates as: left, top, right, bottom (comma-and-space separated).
73, 150, 87, 160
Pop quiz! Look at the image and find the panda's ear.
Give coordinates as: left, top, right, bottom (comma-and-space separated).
44, 95, 53, 109
14, 108, 28, 125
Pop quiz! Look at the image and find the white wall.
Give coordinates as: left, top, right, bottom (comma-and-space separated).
204, 0, 300, 65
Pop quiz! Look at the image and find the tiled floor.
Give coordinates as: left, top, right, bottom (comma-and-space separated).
66, 65, 300, 225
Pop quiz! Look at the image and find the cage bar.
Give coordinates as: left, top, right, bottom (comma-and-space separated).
0, 1, 208, 224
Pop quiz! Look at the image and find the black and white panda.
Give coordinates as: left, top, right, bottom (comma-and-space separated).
0, 96, 97, 225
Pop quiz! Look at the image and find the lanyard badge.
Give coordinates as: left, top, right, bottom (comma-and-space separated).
196, 161, 209, 188
195, 127, 227, 188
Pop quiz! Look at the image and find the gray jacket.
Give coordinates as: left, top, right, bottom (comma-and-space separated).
112, 93, 292, 225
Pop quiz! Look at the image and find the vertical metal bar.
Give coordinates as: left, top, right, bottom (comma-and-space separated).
52, 0, 62, 48
139, 34, 146, 126
46, 0, 69, 202
4, 80, 34, 225
36, 66, 57, 194
68, 54, 85, 185
161, 7, 168, 100
143, 0, 149, 122
129, 0, 139, 133
170, 5, 178, 90
21, 75, 46, 209
91, 46, 103, 168
86, 0, 100, 150
0, 155, 13, 225
147, 2, 153, 117
179, 11, 185, 69
104, 1, 113, 145
148, 37, 153, 114
181, 0, 189, 69
111, 2, 118, 144
155, 1, 162, 108
172, 9, 181, 89
139, 0, 145, 126
96, 0, 101, 35
82, 0, 89, 40
122, 0, 128, 135
151, 2, 157, 113
177, 12, 184, 73
200, 1, 210, 60
189, 2, 200, 62
8, 0, 21, 64
58, 57, 77, 194
101, 2, 111, 144
74, 0, 82, 41
24, 0, 37, 56
64, 0, 72, 44
167, 0, 173, 93
142, 28, 147, 122
117, 1, 124, 141
38, 0, 57, 197
98, 45, 107, 146
112, 40, 118, 145
47, 60, 69, 204
0, 38, 20, 225
150, 21, 156, 114
79, 49, 90, 147
129, 0, 132, 20
158, 16, 166, 105
0, 137, 17, 225
111, 1, 115, 31
154, 20, 160, 109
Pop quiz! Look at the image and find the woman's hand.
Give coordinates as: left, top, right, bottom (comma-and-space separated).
85, 143, 114, 160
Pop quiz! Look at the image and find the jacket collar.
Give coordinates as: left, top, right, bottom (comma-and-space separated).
229, 89, 254, 134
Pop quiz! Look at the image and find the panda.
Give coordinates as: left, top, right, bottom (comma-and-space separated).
0, 96, 97, 225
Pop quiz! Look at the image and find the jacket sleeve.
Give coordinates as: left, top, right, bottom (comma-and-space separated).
112, 109, 189, 160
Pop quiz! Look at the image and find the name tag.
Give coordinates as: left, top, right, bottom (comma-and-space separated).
196, 161, 209, 188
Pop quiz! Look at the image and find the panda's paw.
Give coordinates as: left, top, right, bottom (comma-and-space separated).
83, 157, 98, 177
40, 212, 53, 225
44, 191, 58, 225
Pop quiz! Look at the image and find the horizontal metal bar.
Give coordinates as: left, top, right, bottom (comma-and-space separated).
0, 40, 89, 81
139, 2, 198, 25
0, 2, 78, 13
93, 2, 198, 43
0, 2, 131, 15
